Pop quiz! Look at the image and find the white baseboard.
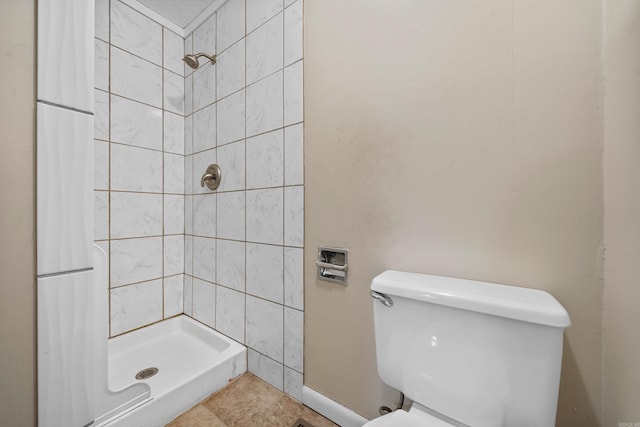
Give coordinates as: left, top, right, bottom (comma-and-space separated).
302, 386, 369, 427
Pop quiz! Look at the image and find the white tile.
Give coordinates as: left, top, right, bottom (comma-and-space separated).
110, 279, 163, 335
284, 124, 303, 185
110, 192, 162, 238
94, 191, 109, 241
94, 89, 109, 140
217, 140, 245, 192
246, 0, 283, 33
164, 29, 185, 76
216, 239, 245, 291
164, 274, 184, 317
37, 104, 93, 275
184, 33, 193, 77
217, 0, 245, 52
248, 349, 284, 391
184, 74, 193, 116
184, 275, 193, 315
193, 148, 217, 195
284, 367, 303, 401
246, 296, 284, 362
284, 0, 296, 7
246, 13, 283, 85
111, 144, 163, 193
164, 112, 184, 155
193, 13, 216, 54
246, 188, 283, 245
184, 115, 194, 157
111, 0, 162, 65
111, 47, 163, 107
193, 278, 216, 328
246, 71, 283, 137
165, 195, 185, 235
184, 195, 193, 234
193, 236, 216, 282
217, 191, 245, 241
185, 154, 194, 194
217, 89, 245, 145
164, 153, 185, 194
216, 286, 245, 343
164, 71, 185, 115
110, 237, 163, 287
164, 234, 184, 276
284, 60, 303, 126
284, 1, 303, 66
217, 39, 245, 100
284, 306, 303, 372
94, 140, 109, 190
110, 95, 163, 150
185, 235, 193, 275
246, 130, 283, 189
284, 186, 304, 247
193, 63, 216, 111
193, 194, 216, 237
193, 103, 216, 153
95, 38, 109, 91
284, 247, 303, 310
95, 0, 109, 41
246, 243, 283, 303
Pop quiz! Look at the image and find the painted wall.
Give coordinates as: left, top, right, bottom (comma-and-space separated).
93, 0, 187, 336
182, 0, 305, 398
603, 0, 640, 424
0, 0, 36, 425
304, 1, 604, 424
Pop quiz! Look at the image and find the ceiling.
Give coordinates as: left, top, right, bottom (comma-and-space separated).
122, 0, 227, 37
136, 0, 216, 28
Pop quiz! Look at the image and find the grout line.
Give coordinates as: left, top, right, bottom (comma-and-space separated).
243, 0, 249, 354
281, 6, 287, 390
214, 11, 220, 332
109, 140, 182, 155
107, 0, 112, 339
162, 26, 166, 321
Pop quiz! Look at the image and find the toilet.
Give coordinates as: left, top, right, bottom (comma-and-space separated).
367, 270, 570, 427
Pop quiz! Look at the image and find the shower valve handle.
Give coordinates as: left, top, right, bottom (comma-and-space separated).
200, 164, 222, 191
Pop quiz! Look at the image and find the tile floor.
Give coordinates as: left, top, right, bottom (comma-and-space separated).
167, 373, 339, 427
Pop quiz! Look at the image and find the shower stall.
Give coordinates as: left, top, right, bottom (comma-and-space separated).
36, 0, 304, 425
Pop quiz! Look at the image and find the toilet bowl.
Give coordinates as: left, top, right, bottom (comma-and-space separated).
367, 270, 570, 427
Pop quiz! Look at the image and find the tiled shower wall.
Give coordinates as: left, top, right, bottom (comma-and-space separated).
93, 0, 186, 336
183, 0, 305, 399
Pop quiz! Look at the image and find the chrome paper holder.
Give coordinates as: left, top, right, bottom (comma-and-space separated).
316, 247, 348, 284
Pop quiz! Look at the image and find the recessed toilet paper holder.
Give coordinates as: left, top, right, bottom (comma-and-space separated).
316, 246, 348, 284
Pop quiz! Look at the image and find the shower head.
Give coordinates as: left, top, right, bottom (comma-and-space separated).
183, 52, 216, 70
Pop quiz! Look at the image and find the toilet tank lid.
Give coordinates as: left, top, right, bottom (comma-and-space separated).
371, 270, 570, 328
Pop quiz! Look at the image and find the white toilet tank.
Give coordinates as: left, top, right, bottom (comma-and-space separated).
371, 271, 570, 427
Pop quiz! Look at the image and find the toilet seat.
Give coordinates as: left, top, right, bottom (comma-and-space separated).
363, 407, 455, 427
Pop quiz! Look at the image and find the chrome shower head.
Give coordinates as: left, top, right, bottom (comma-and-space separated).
183, 52, 216, 70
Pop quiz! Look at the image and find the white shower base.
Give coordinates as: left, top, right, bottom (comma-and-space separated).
101, 315, 246, 426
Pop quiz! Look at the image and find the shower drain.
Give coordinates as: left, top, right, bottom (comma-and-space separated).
135, 367, 158, 380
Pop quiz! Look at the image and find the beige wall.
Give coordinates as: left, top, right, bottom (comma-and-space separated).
304, 1, 604, 424
0, 0, 37, 426
603, 0, 640, 424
